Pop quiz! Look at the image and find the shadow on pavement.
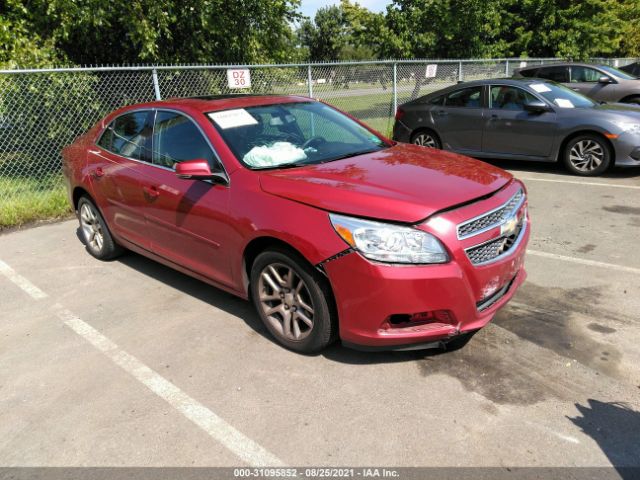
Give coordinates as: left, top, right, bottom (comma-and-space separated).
110, 247, 463, 365
569, 399, 640, 475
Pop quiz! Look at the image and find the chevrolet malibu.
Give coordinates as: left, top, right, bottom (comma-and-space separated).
62, 95, 529, 353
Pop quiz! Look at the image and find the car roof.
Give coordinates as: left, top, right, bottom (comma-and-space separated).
423, 77, 554, 93
117, 94, 314, 115
519, 62, 610, 70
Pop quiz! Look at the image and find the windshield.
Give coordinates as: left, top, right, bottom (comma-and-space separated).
599, 65, 637, 80
208, 101, 388, 169
529, 82, 596, 108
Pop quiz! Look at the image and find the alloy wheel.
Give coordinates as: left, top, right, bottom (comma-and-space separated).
413, 133, 437, 148
80, 202, 104, 252
258, 263, 315, 341
569, 140, 605, 173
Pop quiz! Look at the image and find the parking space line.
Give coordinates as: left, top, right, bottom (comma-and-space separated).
517, 176, 640, 190
54, 305, 285, 467
527, 250, 640, 275
0, 259, 48, 300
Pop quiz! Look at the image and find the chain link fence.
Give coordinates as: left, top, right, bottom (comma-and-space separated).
0, 57, 637, 227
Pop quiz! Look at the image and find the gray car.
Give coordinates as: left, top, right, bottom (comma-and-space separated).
392, 78, 640, 176
515, 62, 640, 104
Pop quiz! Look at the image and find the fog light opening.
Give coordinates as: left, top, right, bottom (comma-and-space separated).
383, 310, 456, 329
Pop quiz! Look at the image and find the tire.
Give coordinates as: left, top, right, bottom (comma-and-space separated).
250, 247, 337, 353
77, 196, 123, 260
411, 129, 441, 149
562, 134, 611, 176
621, 95, 640, 105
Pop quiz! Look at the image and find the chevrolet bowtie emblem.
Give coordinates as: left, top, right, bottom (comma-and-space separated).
501, 214, 519, 236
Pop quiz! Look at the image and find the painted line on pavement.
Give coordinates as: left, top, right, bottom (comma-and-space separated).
54, 304, 284, 467
517, 176, 640, 190
527, 249, 640, 275
0, 256, 283, 467
0, 259, 48, 300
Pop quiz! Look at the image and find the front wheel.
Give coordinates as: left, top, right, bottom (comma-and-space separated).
563, 134, 611, 176
621, 95, 640, 105
250, 248, 337, 353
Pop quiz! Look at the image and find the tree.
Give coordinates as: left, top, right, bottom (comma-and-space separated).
1, 0, 302, 67
297, 5, 347, 61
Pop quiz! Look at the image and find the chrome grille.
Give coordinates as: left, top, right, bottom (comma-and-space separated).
465, 215, 525, 265
457, 189, 524, 239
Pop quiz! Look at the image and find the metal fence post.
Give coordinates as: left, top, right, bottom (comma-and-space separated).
307, 64, 313, 98
458, 61, 463, 82
505, 59, 509, 76
392, 62, 398, 114
152, 68, 161, 100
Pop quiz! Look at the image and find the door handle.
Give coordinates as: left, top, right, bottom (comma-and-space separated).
91, 167, 104, 178
571, 88, 580, 91
436, 110, 447, 117
142, 185, 160, 199
490, 114, 499, 120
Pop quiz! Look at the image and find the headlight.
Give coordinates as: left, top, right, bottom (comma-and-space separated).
614, 121, 640, 134
329, 213, 449, 264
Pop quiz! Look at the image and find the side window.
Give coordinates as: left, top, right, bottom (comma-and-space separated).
537, 66, 569, 83
152, 111, 216, 169
110, 111, 152, 162
444, 86, 482, 108
427, 95, 444, 105
97, 124, 114, 151
570, 66, 603, 83
490, 86, 538, 111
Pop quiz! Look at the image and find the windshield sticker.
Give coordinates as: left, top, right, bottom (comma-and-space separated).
530, 83, 551, 93
554, 98, 575, 108
208, 109, 258, 129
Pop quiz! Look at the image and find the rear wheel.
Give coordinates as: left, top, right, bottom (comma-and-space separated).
411, 129, 441, 149
77, 196, 123, 260
562, 134, 611, 176
250, 248, 337, 353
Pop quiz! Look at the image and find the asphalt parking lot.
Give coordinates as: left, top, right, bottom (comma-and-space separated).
1, 162, 639, 469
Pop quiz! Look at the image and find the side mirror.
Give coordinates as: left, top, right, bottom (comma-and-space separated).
175, 159, 228, 184
523, 100, 550, 114
598, 76, 612, 84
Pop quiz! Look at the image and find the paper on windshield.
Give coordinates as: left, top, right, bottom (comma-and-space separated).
554, 98, 575, 108
530, 83, 551, 93
243, 142, 307, 167
208, 109, 258, 129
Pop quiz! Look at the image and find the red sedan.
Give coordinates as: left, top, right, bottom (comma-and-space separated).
62, 95, 529, 353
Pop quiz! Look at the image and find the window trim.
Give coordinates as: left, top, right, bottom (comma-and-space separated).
95, 107, 230, 186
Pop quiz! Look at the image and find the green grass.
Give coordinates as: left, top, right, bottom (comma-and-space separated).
0, 175, 72, 229
327, 92, 395, 137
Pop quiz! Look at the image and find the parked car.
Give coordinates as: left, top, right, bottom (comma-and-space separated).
393, 78, 640, 176
620, 61, 640, 77
62, 95, 529, 353
514, 62, 640, 104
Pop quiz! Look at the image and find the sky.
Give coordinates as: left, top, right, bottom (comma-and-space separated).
299, 0, 390, 18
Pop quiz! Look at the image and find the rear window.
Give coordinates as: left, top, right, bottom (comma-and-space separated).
99, 111, 152, 162
518, 68, 538, 78
536, 66, 569, 83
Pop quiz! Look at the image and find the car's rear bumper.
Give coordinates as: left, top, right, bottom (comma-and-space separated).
322, 228, 528, 350
392, 120, 412, 143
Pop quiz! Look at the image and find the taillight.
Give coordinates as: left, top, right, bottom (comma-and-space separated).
395, 107, 405, 121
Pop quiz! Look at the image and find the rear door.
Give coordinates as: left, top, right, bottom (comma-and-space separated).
88, 110, 154, 249
140, 109, 234, 287
482, 85, 556, 158
432, 85, 485, 152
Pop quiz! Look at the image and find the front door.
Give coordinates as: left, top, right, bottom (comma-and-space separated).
482, 85, 556, 158
141, 110, 234, 287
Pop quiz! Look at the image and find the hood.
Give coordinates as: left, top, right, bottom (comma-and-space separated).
258, 143, 512, 223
